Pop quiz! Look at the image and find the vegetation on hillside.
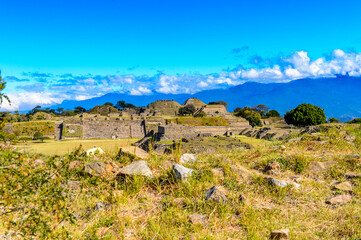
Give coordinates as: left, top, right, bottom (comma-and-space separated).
1, 124, 361, 239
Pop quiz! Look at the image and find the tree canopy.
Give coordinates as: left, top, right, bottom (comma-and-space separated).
284, 103, 326, 126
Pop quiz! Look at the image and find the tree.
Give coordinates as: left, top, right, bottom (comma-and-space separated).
252, 104, 270, 118
328, 117, 340, 123
29, 105, 42, 115
33, 132, 44, 142
74, 106, 86, 114
0, 71, 10, 106
284, 103, 326, 126
266, 110, 280, 118
115, 100, 136, 110
234, 106, 262, 127
179, 105, 196, 115
104, 102, 114, 107
56, 107, 64, 114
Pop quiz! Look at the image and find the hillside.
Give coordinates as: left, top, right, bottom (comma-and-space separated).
1, 124, 361, 239
50, 76, 361, 121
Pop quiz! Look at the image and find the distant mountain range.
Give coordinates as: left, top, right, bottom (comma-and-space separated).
51, 76, 361, 121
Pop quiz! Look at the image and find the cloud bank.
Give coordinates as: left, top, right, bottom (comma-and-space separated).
2, 49, 361, 111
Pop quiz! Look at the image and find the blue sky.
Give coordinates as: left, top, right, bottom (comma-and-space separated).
1, 0, 361, 110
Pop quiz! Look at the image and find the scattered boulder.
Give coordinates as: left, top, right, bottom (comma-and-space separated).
263, 161, 281, 175
173, 164, 194, 182
86, 147, 104, 156
118, 161, 153, 178
180, 154, 198, 164
309, 161, 336, 172
332, 181, 353, 192
189, 213, 208, 226
264, 177, 300, 189
118, 147, 149, 160
326, 194, 352, 205
205, 186, 227, 203
83, 162, 119, 177
271, 229, 289, 239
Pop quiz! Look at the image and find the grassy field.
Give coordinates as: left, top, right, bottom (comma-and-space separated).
14, 138, 140, 156
1, 124, 361, 239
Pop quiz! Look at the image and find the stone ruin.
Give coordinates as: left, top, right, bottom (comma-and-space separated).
55, 115, 250, 141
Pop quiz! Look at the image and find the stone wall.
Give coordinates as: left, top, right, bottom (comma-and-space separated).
56, 116, 250, 140
156, 124, 250, 141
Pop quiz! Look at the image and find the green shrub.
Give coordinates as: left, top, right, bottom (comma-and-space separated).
33, 131, 44, 142
348, 118, 361, 124
234, 106, 262, 127
284, 103, 326, 126
328, 117, 340, 123
266, 110, 280, 118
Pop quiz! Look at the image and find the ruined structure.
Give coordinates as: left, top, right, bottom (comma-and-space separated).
55, 116, 250, 140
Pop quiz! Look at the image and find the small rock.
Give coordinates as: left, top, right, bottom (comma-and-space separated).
264, 177, 300, 189
345, 135, 356, 142
270, 229, 289, 239
173, 164, 194, 182
83, 162, 119, 177
345, 173, 361, 179
86, 147, 104, 156
180, 154, 198, 164
326, 194, 352, 205
205, 186, 227, 203
118, 161, 153, 178
189, 213, 208, 226
333, 181, 353, 192
94, 202, 110, 211
211, 168, 225, 179
263, 161, 281, 175
33, 159, 44, 166
309, 161, 336, 172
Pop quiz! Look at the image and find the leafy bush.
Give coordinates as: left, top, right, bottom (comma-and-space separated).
328, 117, 340, 123
266, 110, 280, 118
348, 118, 361, 124
179, 105, 196, 115
33, 131, 44, 142
234, 106, 262, 127
284, 103, 326, 126
247, 116, 262, 127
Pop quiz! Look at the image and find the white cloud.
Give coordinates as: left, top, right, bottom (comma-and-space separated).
2, 49, 361, 111
129, 86, 152, 95
0, 92, 64, 111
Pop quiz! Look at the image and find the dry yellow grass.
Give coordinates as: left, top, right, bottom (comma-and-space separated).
14, 138, 140, 155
